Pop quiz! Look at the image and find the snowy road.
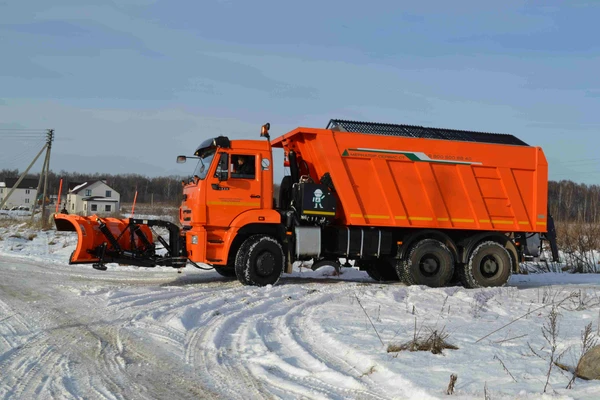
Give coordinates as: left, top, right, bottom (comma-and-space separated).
0, 256, 413, 399
2, 247, 600, 399
0, 258, 218, 399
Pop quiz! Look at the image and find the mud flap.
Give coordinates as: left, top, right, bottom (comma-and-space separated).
545, 213, 560, 263
54, 214, 154, 264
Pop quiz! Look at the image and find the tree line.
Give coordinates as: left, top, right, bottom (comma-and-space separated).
0, 169, 185, 205
548, 180, 600, 223
2, 168, 599, 222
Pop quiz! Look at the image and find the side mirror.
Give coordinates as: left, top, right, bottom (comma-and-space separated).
176, 155, 187, 164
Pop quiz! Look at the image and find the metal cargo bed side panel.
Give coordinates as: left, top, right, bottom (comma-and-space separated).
274, 128, 548, 233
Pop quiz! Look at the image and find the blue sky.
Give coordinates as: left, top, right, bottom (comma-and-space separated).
1, 0, 599, 183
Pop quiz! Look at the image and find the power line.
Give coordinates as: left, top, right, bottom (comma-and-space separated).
0, 134, 46, 136
0, 136, 48, 140
0, 129, 47, 131
0, 142, 46, 167
0, 135, 47, 171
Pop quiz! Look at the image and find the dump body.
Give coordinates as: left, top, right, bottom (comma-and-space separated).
272, 127, 548, 233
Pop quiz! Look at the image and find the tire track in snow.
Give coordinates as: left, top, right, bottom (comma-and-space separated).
1, 266, 174, 399
107, 281, 386, 398
184, 292, 281, 398
3, 316, 128, 400
251, 289, 389, 400
163, 285, 388, 399
283, 296, 393, 399
0, 299, 27, 351
9, 340, 65, 399
0, 290, 133, 399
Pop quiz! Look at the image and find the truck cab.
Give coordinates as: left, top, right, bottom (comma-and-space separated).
179, 135, 281, 272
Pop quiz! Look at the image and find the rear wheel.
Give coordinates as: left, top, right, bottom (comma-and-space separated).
399, 239, 454, 287
364, 259, 400, 282
461, 241, 511, 288
235, 235, 284, 286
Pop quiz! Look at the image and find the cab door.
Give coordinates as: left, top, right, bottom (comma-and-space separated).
205, 152, 263, 227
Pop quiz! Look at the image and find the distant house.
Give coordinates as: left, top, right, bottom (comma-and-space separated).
65, 180, 120, 216
0, 178, 38, 210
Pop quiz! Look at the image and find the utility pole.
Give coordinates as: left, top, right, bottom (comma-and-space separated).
40, 129, 54, 227
30, 143, 50, 223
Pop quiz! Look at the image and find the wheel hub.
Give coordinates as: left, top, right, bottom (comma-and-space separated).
481, 255, 499, 278
256, 252, 275, 276
419, 255, 440, 277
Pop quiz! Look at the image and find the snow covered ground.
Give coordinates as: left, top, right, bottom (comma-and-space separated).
2, 218, 600, 399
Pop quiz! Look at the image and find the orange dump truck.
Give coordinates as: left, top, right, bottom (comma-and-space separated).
55, 119, 558, 288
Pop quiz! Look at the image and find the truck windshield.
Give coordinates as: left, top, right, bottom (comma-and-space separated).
193, 149, 216, 180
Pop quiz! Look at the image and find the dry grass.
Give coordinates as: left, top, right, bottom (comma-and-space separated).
387, 326, 458, 355
387, 344, 403, 353
446, 374, 458, 395
0, 218, 19, 228
122, 202, 180, 224
360, 366, 377, 377
556, 222, 600, 273
568, 322, 598, 388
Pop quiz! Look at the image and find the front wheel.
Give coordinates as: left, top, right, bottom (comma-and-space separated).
235, 235, 284, 286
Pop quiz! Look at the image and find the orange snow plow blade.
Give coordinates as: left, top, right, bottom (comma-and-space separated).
54, 214, 154, 264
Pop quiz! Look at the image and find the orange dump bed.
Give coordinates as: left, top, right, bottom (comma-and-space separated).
272, 126, 548, 233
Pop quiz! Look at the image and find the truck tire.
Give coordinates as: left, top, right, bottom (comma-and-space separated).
235, 235, 284, 286
364, 259, 400, 282
213, 266, 236, 278
461, 241, 511, 288
399, 239, 454, 288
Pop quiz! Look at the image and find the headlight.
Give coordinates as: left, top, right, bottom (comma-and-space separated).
191, 235, 198, 245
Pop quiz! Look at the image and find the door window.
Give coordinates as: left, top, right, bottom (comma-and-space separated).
230, 155, 256, 179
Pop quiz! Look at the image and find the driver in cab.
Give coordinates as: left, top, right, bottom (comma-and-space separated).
235, 156, 254, 176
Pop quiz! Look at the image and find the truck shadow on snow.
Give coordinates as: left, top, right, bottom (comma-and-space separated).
157, 271, 394, 288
